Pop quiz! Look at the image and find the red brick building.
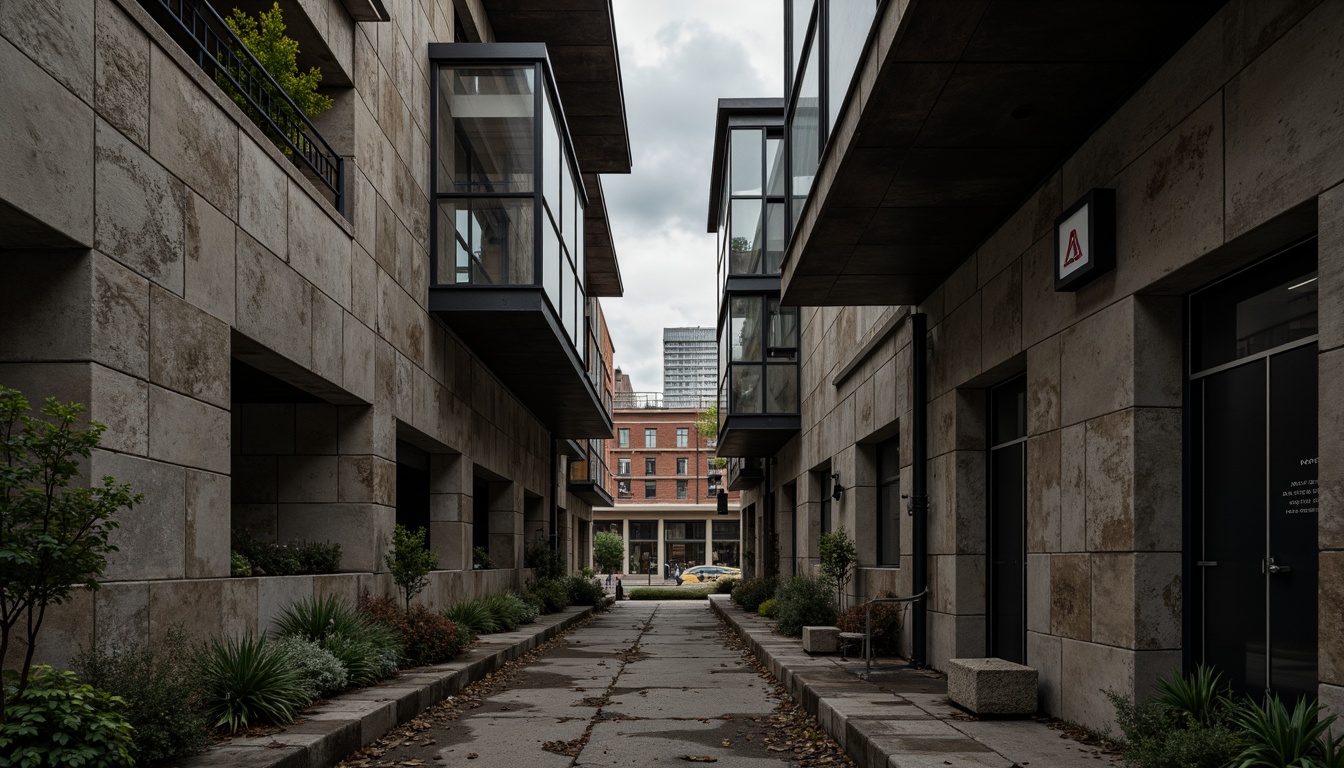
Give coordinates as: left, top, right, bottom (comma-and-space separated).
593, 397, 741, 578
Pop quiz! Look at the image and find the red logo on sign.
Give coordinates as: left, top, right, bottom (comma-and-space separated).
1063, 228, 1084, 267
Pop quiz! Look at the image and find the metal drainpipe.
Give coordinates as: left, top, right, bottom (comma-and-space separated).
550, 438, 559, 556
910, 312, 930, 668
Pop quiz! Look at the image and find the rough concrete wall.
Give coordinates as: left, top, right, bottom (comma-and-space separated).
736, 0, 1344, 732
0, 0, 559, 668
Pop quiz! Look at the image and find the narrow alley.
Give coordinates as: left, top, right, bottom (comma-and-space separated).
338, 602, 844, 767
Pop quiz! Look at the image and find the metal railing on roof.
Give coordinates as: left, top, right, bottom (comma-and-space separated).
614, 392, 716, 410
139, 0, 345, 214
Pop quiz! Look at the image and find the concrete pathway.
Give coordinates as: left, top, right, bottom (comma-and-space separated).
355, 601, 809, 767
438, 605, 795, 763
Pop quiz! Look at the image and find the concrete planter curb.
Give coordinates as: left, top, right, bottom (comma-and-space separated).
174, 605, 596, 768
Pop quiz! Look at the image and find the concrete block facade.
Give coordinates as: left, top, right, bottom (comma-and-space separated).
0, 0, 620, 667
728, 0, 1344, 732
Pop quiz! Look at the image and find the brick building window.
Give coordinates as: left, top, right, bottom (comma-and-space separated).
617, 480, 630, 497
676, 480, 688, 500
645, 457, 656, 475
645, 428, 657, 447
618, 428, 629, 447
617, 458, 630, 475
676, 458, 688, 475
676, 428, 689, 448
644, 480, 657, 498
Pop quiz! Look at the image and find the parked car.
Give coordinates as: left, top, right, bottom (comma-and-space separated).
678, 565, 742, 585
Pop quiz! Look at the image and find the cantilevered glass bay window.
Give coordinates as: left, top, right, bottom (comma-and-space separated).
432, 48, 586, 352
720, 296, 798, 417
428, 44, 607, 437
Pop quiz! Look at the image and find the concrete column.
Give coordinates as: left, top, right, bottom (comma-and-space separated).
488, 480, 523, 569
429, 452, 471, 570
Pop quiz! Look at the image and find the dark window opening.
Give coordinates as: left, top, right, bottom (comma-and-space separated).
473, 476, 490, 556
396, 440, 431, 544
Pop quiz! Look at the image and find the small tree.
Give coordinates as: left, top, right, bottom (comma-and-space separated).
819, 527, 857, 611
593, 532, 623, 576
384, 525, 437, 611
695, 405, 718, 441
0, 387, 139, 722
223, 3, 333, 118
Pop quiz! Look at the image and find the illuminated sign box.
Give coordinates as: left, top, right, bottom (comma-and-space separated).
1054, 188, 1116, 292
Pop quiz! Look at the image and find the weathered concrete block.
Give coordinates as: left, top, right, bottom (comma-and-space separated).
802, 626, 839, 654
92, 253, 151, 377
148, 385, 230, 473
289, 182, 352, 307
95, 450, 186, 581
95, 118, 186, 294
1050, 553, 1091, 641
236, 233, 312, 368
186, 468, 231, 578
237, 136, 289, 259
947, 658, 1038, 715
148, 46, 238, 219
184, 193, 235, 324
95, 0, 149, 149
150, 286, 230, 407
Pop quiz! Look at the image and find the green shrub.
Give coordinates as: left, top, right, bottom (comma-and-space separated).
221, 2, 332, 125
231, 530, 340, 576
527, 577, 570, 614
197, 635, 309, 731
757, 598, 778, 617
773, 574, 836, 636
513, 592, 540, 624
73, 628, 210, 764
731, 577, 778, 612
444, 599, 499, 636
524, 540, 564, 579
473, 546, 494, 570
480, 592, 521, 631
627, 587, 711, 600
838, 602, 904, 657
1105, 666, 1242, 768
271, 635, 348, 700
565, 575, 606, 607
0, 666, 135, 768
360, 594, 465, 666
715, 577, 739, 594
275, 594, 400, 684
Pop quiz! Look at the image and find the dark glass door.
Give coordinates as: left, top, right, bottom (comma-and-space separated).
1191, 238, 1318, 702
988, 376, 1027, 663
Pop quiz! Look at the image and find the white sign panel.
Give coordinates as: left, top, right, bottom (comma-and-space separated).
1054, 188, 1115, 292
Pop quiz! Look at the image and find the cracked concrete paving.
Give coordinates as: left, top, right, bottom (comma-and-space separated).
356, 601, 804, 767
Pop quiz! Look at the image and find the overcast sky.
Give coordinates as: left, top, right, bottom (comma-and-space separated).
601, 1, 783, 393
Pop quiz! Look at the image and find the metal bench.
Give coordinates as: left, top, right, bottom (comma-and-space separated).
847, 588, 928, 678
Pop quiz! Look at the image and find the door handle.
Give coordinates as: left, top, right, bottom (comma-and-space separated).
1268, 557, 1292, 575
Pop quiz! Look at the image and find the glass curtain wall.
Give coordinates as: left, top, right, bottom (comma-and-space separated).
713, 520, 741, 568
433, 59, 587, 352
785, 0, 878, 235
720, 296, 799, 417
629, 521, 658, 576
665, 521, 707, 572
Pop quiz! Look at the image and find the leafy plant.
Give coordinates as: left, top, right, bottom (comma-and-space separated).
0, 666, 135, 767
1105, 666, 1242, 768
1156, 664, 1233, 728
359, 595, 463, 666
474, 545, 495, 571
196, 635, 309, 731
274, 594, 400, 684
479, 592, 521, 631
73, 627, 210, 763
715, 577, 739, 594
230, 550, 253, 577
757, 598, 778, 617
0, 387, 139, 719
526, 577, 570, 614
296, 540, 341, 574
593, 532, 623, 576
231, 531, 341, 576
565, 575, 606, 607
385, 525, 437, 610
838, 602, 903, 657
220, 2, 332, 125
270, 635, 348, 700
443, 599, 498, 637
730, 577, 778, 612
511, 592, 539, 624
523, 539, 562, 578
819, 527, 857, 611
1233, 695, 1336, 768
773, 574, 837, 636
627, 586, 713, 600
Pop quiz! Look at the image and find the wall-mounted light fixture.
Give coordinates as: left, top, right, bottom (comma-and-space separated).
831, 473, 844, 502
717, 489, 729, 515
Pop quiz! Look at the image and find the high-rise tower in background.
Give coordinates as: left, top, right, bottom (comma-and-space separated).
662, 327, 716, 409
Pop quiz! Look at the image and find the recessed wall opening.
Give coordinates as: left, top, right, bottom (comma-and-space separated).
396, 440, 431, 537
473, 476, 490, 565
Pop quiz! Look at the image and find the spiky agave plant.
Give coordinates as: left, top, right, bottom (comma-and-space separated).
1156, 665, 1234, 727
197, 635, 309, 731
444, 599, 499, 636
1233, 695, 1337, 768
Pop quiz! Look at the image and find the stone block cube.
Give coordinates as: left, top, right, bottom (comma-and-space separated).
802, 626, 839, 654
947, 657, 1038, 715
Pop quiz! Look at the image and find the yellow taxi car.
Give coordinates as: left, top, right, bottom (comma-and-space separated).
677, 565, 742, 585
